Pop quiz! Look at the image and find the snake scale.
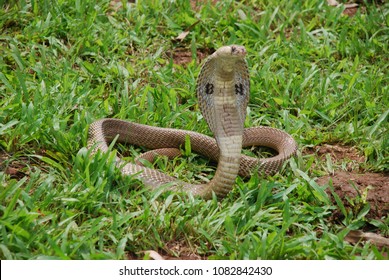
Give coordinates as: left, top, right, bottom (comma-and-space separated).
88, 45, 298, 199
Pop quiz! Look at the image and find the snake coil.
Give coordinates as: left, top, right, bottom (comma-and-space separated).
88, 45, 297, 199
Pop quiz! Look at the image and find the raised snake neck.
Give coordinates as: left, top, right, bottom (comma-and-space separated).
88, 45, 298, 199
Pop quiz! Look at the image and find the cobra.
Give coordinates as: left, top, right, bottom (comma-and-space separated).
88, 45, 297, 199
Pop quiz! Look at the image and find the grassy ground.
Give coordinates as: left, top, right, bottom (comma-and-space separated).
0, 0, 388, 259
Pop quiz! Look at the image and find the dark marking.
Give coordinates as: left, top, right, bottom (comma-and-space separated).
205, 83, 214, 95
235, 83, 244, 95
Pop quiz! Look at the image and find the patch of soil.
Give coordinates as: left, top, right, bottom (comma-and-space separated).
317, 171, 389, 220
327, 1, 367, 17
190, 0, 219, 11
0, 152, 30, 180
304, 143, 366, 171
163, 240, 204, 260
308, 144, 388, 220
168, 48, 211, 65
126, 240, 204, 260
312, 144, 365, 163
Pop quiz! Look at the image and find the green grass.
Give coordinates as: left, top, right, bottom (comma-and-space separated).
0, 0, 388, 259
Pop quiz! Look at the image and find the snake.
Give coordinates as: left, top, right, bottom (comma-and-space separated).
88, 45, 298, 199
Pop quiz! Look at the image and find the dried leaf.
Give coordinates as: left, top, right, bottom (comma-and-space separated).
109, 0, 123, 12
344, 4, 359, 9
327, 0, 339, 6
326, 0, 359, 17
143, 250, 165, 260
174, 19, 201, 41
176, 31, 190, 41
345, 230, 389, 249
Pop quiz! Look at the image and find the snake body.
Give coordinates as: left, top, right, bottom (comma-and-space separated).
88, 45, 297, 199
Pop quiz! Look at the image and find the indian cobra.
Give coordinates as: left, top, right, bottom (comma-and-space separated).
88, 45, 297, 199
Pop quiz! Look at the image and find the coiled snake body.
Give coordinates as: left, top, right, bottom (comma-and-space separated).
88, 45, 297, 199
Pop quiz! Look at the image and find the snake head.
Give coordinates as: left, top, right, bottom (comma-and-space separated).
214, 45, 247, 59
211, 45, 247, 65
211, 45, 247, 74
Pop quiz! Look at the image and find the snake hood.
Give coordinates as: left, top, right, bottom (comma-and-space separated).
196, 45, 250, 142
